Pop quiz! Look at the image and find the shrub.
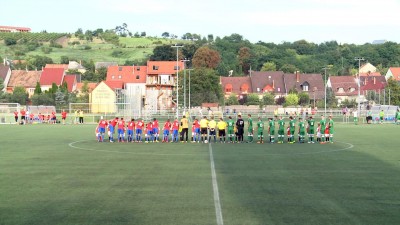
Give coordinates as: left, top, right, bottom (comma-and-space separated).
4, 38, 17, 46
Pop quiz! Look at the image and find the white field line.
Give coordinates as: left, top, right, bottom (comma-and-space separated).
209, 142, 224, 225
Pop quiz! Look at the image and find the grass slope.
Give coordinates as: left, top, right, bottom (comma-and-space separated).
0, 36, 188, 64
0, 124, 399, 225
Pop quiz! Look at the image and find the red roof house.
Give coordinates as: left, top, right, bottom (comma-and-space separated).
106, 65, 147, 83
40, 68, 65, 87
147, 61, 184, 75
63, 75, 77, 92
220, 76, 252, 95
386, 67, 400, 81
104, 81, 124, 90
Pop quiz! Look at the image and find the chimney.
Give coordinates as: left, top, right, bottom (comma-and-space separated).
373, 77, 376, 85
296, 71, 300, 82
272, 80, 275, 89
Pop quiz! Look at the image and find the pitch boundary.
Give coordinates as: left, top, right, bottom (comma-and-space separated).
68, 140, 207, 156
209, 142, 224, 225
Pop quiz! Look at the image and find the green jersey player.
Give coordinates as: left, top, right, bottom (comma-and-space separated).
256, 117, 264, 143
298, 118, 306, 143
289, 116, 296, 143
268, 118, 275, 143
320, 115, 326, 142
277, 116, 285, 143
328, 115, 334, 143
307, 116, 315, 143
227, 116, 235, 143
247, 114, 254, 142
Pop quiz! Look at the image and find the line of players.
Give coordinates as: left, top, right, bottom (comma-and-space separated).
95, 114, 334, 144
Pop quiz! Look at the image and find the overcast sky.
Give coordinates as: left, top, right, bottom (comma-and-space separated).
3, 0, 400, 44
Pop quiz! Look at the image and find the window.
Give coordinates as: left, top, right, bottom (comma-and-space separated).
118, 75, 122, 79
240, 84, 249, 93
301, 82, 309, 91
277, 88, 280, 92
111, 75, 115, 79
153, 65, 159, 70
136, 67, 140, 71
118, 67, 122, 71
136, 75, 140, 79
174, 66, 180, 70
225, 84, 233, 93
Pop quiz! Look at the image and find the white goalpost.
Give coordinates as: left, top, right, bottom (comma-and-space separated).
0, 103, 21, 124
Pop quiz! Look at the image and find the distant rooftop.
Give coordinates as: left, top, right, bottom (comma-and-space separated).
372, 40, 387, 45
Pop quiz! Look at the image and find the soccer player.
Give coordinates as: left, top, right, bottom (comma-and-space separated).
162, 119, 171, 143
298, 118, 306, 143
171, 118, 180, 143
192, 118, 201, 143
353, 110, 358, 125
247, 114, 254, 143
200, 116, 209, 143
379, 110, 385, 124
320, 115, 326, 142
268, 117, 275, 143
256, 117, 264, 143
29, 112, 34, 124
136, 119, 144, 142
307, 116, 315, 143
127, 119, 135, 142
145, 121, 153, 143
95, 125, 101, 141
277, 116, 285, 143
117, 118, 126, 142
61, 110, 67, 125
51, 111, 56, 124
180, 115, 189, 143
227, 116, 235, 143
217, 117, 227, 143
396, 109, 400, 125
236, 114, 245, 143
109, 117, 118, 142
208, 116, 217, 143
20, 108, 26, 125
289, 116, 296, 143
98, 116, 108, 142
152, 118, 159, 142
316, 123, 322, 142
324, 121, 330, 143
13, 110, 18, 123
328, 115, 334, 143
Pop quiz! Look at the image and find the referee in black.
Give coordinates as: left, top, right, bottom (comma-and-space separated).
236, 114, 245, 143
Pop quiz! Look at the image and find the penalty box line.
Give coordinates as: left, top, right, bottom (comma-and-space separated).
209, 142, 224, 225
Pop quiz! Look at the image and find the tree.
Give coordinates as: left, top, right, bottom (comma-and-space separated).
262, 92, 275, 105
115, 23, 130, 37
246, 93, 260, 105
275, 96, 286, 105
386, 78, 400, 106
187, 68, 222, 106
192, 46, 221, 69
34, 82, 42, 95
238, 47, 252, 74
261, 62, 277, 71
207, 34, 214, 42
55, 89, 66, 105
4, 38, 17, 46
60, 56, 69, 64
284, 94, 299, 106
150, 45, 177, 61
31, 93, 54, 105
225, 93, 239, 105
75, 28, 83, 36
9, 86, 29, 105
161, 32, 170, 38
298, 92, 310, 106
280, 64, 298, 73
140, 32, 146, 37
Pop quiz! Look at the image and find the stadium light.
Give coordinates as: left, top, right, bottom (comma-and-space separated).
322, 67, 329, 116
181, 59, 190, 112
172, 44, 183, 118
355, 57, 365, 117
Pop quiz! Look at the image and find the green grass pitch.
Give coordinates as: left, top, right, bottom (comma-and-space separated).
0, 123, 399, 225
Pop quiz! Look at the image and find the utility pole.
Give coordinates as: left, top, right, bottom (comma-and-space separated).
322, 67, 329, 116
181, 59, 190, 113
172, 44, 183, 118
355, 57, 365, 117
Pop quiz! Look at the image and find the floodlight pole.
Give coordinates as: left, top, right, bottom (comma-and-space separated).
181, 59, 190, 112
172, 44, 183, 118
187, 69, 194, 115
355, 57, 364, 117
322, 67, 329, 116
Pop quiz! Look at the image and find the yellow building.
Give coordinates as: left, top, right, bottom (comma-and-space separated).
90, 81, 122, 113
